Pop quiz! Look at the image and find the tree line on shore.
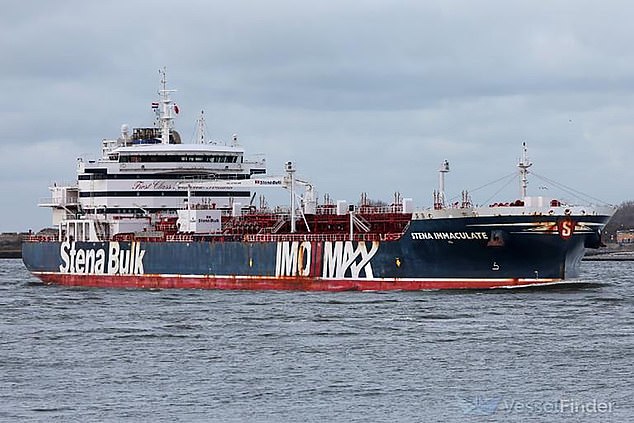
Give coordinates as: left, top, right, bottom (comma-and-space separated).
604, 201, 634, 241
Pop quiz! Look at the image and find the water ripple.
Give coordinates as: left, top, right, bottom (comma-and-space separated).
0, 259, 632, 422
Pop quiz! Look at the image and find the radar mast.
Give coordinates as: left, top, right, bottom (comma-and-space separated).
518, 142, 532, 199
158, 68, 177, 144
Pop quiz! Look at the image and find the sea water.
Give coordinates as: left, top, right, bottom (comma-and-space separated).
0, 259, 632, 422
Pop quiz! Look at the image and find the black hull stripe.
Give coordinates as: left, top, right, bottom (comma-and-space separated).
78, 173, 255, 180
82, 207, 233, 214
79, 190, 251, 198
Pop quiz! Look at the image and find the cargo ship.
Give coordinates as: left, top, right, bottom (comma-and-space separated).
22, 72, 614, 290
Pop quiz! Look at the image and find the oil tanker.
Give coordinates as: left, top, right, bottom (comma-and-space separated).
22, 72, 614, 290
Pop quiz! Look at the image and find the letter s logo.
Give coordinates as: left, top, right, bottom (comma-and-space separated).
558, 219, 575, 239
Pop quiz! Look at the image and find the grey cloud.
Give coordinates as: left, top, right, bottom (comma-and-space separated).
1, 0, 633, 230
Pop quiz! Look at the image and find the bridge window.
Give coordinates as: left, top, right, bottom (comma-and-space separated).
119, 154, 238, 163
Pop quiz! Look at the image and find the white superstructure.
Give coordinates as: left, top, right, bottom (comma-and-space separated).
41, 71, 265, 236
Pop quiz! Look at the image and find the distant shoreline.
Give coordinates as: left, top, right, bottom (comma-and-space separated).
583, 254, 634, 261
0, 232, 27, 259
583, 247, 634, 261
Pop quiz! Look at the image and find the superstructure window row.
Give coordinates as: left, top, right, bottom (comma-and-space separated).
82, 206, 234, 215
119, 154, 240, 163
79, 190, 251, 198
78, 173, 252, 180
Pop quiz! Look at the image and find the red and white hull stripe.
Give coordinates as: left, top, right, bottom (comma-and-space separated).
33, 272, 565, 291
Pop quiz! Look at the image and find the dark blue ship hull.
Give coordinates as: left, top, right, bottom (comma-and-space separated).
22, 214, 609, 290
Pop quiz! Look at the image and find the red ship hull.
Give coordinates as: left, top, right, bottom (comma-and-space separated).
34, 272, 564, 291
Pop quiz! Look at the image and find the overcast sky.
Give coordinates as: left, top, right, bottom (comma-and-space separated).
1, 0, 633, 231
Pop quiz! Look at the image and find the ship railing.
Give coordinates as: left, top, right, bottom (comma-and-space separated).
152, 231, 406, 243
357, 205, 405, 214
314, 205, 406, 215
24, 234, 59, 242
166, 234, 195, 242
38, 197, 80, 206
47, 181, 77, 189
243, 232, 403, 243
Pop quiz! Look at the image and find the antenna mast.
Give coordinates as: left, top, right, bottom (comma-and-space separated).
438, 160, 450, 208
195, 110, 207, 144
518, 142, 532, 199
158, 68, 177, 144
286, 161, 296, 233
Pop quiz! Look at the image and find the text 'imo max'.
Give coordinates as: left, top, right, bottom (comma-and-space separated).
275, 241, 379, 278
